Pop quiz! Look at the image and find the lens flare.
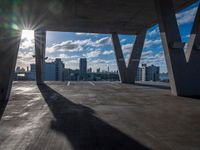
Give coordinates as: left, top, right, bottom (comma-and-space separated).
21, 30, 34, 40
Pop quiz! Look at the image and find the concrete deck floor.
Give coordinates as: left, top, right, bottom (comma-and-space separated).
0, 81, 200, 150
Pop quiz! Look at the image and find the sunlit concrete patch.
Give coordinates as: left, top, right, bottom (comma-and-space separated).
18, 112, 29, 118
2, 115, 13, 120
0, 81, 200, 150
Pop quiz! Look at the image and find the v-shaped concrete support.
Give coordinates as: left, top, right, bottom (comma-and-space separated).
155, 0, 200, 96
0, 30, 21, 101
35, 29, 46, 85
111, 31, 146, 83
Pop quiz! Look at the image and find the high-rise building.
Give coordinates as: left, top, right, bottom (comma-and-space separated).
64, 68, 80, 81
136, 64, 160, 81
141, 64, 147, 82
55, 58, 65, 81
96, 68, 100, 73
15, 66, 25, 72
30, 64, 36, 72
135, 67, 142, 81
79, 58, 87, 80
87, 67, 92, 73
44, 62, 56, 80
15, 66, 21, 72
146, 65, 160, 81
28, 58, 65, 81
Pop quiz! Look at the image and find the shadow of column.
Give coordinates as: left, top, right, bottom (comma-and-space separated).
36, 83, 151, 150
0, 100, 8, 120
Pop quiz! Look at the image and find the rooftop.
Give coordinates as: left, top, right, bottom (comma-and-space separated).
0, 81, 200, 150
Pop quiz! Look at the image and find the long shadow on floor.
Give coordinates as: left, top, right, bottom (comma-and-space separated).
37, 84, 150, 150
0, 100, 8, 120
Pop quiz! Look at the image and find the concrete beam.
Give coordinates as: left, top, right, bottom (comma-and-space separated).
111, 31, 146, 83
155, 0, 200, 96
0, 0, 196, 35
0, 30, 21, 101
35, 29, 46, 85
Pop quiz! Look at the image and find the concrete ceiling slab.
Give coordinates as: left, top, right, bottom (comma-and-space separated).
1, 0, 197, 34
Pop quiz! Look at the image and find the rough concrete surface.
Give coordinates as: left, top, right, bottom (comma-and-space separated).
0, 81, 200, 150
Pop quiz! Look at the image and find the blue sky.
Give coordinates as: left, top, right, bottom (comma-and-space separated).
17, 1, 200, 73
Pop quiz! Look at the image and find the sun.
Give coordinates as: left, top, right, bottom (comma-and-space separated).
20, 30, 35, 48
21, 30, 34, 41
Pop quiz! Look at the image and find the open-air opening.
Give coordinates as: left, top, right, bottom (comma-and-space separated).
45, 32, 119, 82
13, 30, 167, 84
13, 1, 199, 86
14, 30, 35, 81
118, 34, 135, 68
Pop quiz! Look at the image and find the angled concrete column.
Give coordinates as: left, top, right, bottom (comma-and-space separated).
155, 0, 200, 96
35, 29, 46, 84
111, 31, 146, 83
0, 30, 21, 101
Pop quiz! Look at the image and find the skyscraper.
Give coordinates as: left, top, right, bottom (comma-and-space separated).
79, 58, 87, 80
55, 58, 65, 81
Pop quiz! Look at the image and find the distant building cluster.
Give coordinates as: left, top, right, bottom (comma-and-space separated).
136, 64, 160, 81
64, 58, 119, 81
14, 58, 165, 82
14, 58, 65, 81
14, 58, 119, 81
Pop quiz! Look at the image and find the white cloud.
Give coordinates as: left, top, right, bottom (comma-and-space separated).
71, 55, 79, 58
176, 6, 198, 25
121, 33, 161, 54
140, 50, 167, 72
46, 36, 111, 55
16, 50, 35, 69
148, 27, 160, 37
16, 36, 35, 69
120, 39, 126, 43
88, 59, 117, 71
141, 50, 154, 60
122, 43, 133, 54
144, 39, 161, 49
46, 39, 92, 53
91, 59, 111, 64
95, 37, 111, 47
19, 37, 34, 51
83, 50, 101, 58
65, 59, 79, 69
102, 50, 114, 55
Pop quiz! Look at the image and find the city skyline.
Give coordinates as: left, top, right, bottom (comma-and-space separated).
16, 1, 199, 73
15, 58, 118, 74
15, 58, 160, 74
14, 57, 161, 82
